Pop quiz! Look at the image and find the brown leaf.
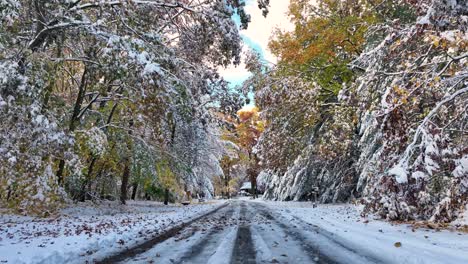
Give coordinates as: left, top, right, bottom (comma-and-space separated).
394, 242, 402, 248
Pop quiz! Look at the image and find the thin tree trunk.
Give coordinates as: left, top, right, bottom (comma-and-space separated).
81, 102, 117, 200
56, 67, 88, 185
78, 157, 96, 202
225, 167, 231, 199
131, 183, 138, 200
56, 160, 66, 186
97, 168, 106, 199
120, 119, 133, 205
250, 173, 258, 199
30, 1, 46, 52
164, 188, 169, 205
254, 181, 258, 199
120, 162, 130, 205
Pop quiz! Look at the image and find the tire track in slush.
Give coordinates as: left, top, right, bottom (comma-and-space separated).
253, 205, 338, 264
176, 203, 238, 263
250, 202, 381, 264
245, 202, 316, 263
98, 202, 229, 263
230, 202, 256, 264
288, 214, 384, 263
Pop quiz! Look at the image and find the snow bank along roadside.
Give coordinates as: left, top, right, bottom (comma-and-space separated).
0, 200, 225, 264
257, 200, 468, 264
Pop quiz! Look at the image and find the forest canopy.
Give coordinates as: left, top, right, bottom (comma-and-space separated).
249, 0, 467, 222
0, 0, 467, 224
0, 0, 269, 214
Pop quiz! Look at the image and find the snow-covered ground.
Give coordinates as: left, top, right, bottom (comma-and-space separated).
0, 200, 225, 264
1, 198, 467, 264
255, 199, 468, 264
452, 205, 468, 228
120, 199, 468, 264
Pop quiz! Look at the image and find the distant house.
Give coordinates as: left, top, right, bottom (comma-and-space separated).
240, 182, 252, 195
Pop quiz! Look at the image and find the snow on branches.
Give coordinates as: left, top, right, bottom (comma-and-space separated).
0, 0, 252, 214
251, 0, 467, 222
355, 0, 468, 222
0, 61, 72, 215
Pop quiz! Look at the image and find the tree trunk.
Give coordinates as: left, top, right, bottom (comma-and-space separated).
250, 174, 258, 199
56, 67, 88, 185
164, 188, 169, 205
225, 169, 231, 199
120, 162, 130, 205
56, 159, 66, 186
131, 183, 138, 200
29, 1, 46, 52
120, 119, 134, 205
254, 181, 258, 199
78, 157, 96, 202
97, 168, 106, 199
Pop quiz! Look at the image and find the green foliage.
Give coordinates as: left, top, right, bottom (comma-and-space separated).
269, 0, 377, 95
143, 184, 176, 202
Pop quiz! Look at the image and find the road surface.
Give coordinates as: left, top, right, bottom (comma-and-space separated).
99, 200, 387, 264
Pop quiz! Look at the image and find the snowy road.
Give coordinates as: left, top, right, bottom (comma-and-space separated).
1, 200, 466, 263
100, 200, 389, 264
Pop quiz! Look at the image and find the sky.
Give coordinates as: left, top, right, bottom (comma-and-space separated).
218, 0, 293, 89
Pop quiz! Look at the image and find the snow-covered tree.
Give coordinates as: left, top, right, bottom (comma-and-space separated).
0, 0, 264, 214
248, 0, 467, 222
